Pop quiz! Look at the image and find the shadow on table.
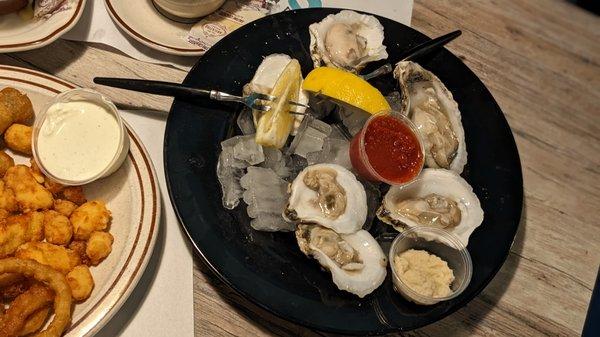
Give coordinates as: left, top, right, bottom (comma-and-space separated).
195, 200, 528, 337
94, 197, 168, 337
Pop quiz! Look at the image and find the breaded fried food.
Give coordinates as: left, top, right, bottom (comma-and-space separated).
0, 151, 15, 176
70, 201, 110, 240
0, 277, 31, 301
60, 186, 86, 205
86, 231, 113, 265
0, 88, 34, 123
4, 124, 32, 155
67, 241, 90, 266
20, 307, 50, 336
0, 209, 10, 221
0, 258, 72, 337
44, 179, 65, 195
66, 265, 94, 301
0, 212, 44, 257
0, 180, 17, 212
3, 165, 53, 212
15, 242, 80, 274
0, 283, 53, 337
53, 199, 77, 217
29, 159, 45, 184
0, 88, 34, 135
43, 210, 72, 246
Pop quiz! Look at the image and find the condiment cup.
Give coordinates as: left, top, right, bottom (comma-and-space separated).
349, 111, 425, 186
32, 89, 130, 186
152, 0, 226, 22
389, 227, 473, 305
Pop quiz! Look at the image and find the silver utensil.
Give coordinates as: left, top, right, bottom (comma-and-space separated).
361, 30, 462, 81
93, 77, 310, 113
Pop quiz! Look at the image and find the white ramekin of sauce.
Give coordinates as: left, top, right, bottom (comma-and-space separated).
32, 89, 129, 186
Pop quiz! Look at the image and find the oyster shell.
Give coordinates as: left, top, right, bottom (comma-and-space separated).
284, 163, 367, 234
394, 61, 467, 173
309, 10, 388, 73
377, 169, 484, 246
296, 224, 387, 298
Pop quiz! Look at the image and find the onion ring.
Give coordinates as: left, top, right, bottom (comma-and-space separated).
0, 273, 23, 287
0, 258, 72, 337
0, 283, 53, 337
20, 307, 50, 336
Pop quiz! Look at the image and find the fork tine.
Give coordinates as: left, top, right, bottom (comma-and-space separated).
288, 101, 310, 108
253, 93, 276, 101
251, 104, 271, 112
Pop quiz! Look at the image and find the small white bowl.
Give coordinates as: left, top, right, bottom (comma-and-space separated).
32, 89, 129, 186
389, 227, 473, 305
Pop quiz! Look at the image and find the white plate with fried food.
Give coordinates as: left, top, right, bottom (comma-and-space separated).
0, 65, 160, 337
0, 0, 86, 53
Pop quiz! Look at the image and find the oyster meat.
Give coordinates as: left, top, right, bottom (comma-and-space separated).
284, 163, 367, 234
296, 224, 387, 298
394, 61, 467, 173
309, 10, 388, 73
377, 169, 484, 246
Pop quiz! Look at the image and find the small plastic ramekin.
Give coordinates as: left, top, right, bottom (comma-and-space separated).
32, 89, 130, 186
389, 227, 473, 305
349, 111, 425, 186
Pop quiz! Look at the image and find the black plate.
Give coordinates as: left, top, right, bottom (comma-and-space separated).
164, 8, 523, 335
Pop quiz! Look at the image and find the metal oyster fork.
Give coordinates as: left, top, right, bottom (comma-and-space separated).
361, 30, 462, 81
93, 77, 309, 113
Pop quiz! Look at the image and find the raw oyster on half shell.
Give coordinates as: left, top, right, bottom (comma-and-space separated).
296, 224, 387, 298
309, 10, 388, 73
377, 169, 484, 246
394, 61, 467, 173
284, 163, 367, 234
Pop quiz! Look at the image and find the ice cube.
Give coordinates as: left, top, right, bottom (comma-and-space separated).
339, 106, 370, 136
285, 154, 308, 180
251, 213, 296, 232
216, 150, 245, 210
306, 137, 352, 170
237, 109, 256, 135
229, 135, 265, 165
261, 147, 290, 178
289, 116, 332, 158
240, 167, 293, 232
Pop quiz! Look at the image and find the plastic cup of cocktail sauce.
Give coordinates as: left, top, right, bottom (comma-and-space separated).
349, 112, 425, 185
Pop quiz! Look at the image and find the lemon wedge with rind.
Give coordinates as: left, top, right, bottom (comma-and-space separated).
255, 60, 302, 149
302, 67, 391, 114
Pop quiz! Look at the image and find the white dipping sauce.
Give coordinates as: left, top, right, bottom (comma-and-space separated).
37, 101, 121, 181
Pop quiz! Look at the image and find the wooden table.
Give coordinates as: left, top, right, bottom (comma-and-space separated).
2, 0, 598, 336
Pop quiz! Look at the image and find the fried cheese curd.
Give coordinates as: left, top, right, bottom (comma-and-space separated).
43, 210, 73, 246
15, 242, 80, 274
66, 265, 94, 301
4, 124, 32, 155
70, 201, 111, 240
4, 165, 53, 212
86, 231, 114, 265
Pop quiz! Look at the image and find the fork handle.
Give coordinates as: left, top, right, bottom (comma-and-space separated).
94, 77, 211, 98
401, 30, 462, 61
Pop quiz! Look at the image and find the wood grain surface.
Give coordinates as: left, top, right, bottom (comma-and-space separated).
1, 0, 598, 336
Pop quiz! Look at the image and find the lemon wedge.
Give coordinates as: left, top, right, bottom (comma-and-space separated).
255, 60, 302, 149
302, 67, 391, 114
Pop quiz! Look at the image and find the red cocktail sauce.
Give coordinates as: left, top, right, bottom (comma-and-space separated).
349, 114, 424, 184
